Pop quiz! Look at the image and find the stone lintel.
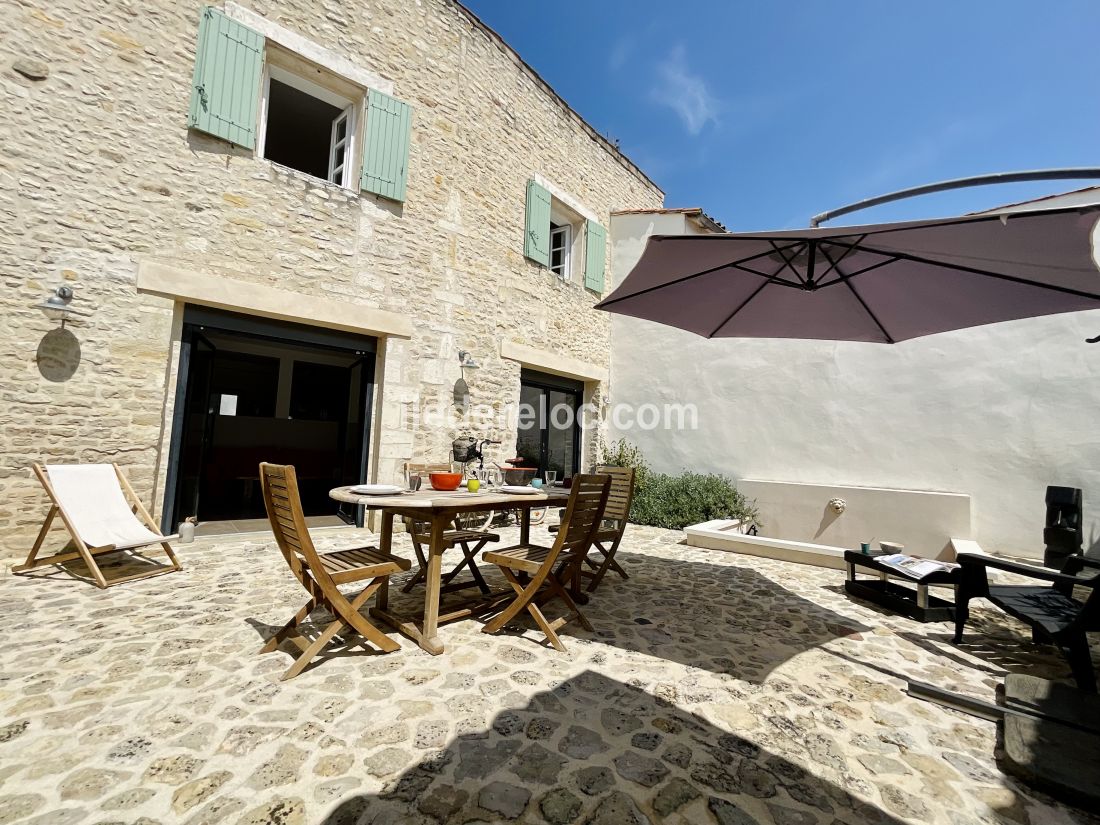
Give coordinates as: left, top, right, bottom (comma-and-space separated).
136, 261, 413, 339
500, 340, 607, 384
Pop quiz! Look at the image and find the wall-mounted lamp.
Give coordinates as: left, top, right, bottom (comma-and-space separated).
35, 286, 86, 326
454, 350, 479, 410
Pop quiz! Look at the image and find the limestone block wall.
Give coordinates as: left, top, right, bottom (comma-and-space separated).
0, 0, 663, 558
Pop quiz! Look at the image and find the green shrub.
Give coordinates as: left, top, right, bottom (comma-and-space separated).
597, 437, 650, 488
631, 472, 759, 530
598, 438, 758, 530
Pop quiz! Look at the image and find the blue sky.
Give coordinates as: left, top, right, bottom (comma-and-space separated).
462, 1, 1100, 230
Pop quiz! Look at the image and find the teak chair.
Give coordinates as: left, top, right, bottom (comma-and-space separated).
550, 465, 635, 592
403, 462, 499, 595
15, 463, 181, 588
954, 552, 1100, 692
481, 473, 610, 652
259, 463, 410, 680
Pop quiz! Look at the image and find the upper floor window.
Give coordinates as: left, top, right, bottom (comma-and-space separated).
524, 179, 607, 293
258, 57, 359, 188
186, 6, 412, 202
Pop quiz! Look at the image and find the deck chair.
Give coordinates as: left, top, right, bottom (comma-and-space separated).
481, 473, 610, 652
550, 465, 634, 592
954, 552, 1100, 692
15, 463, 181, 588
403, 462, 499, 595
259, 463, 410, 680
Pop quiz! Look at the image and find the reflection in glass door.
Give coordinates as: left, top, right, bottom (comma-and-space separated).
516, 369, 583, 481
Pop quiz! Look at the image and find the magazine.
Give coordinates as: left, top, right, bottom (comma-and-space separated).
876, 553, 959, 580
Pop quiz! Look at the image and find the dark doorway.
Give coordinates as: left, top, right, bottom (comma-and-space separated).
516, 369, 583, 481
163, 307, 375, 533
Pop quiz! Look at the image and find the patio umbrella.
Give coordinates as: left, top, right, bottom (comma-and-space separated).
595, 205, 1100, 343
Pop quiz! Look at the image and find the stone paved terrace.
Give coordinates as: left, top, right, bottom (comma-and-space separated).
0, 524, 1096, 825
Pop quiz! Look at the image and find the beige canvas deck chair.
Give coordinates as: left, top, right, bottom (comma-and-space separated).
259, 463, 410, 680
16, 463, 181, 588
550, 465, 635, 592
481, 473, 610, 651
403, 462, 500, 595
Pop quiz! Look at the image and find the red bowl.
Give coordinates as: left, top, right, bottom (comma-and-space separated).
429, 471, 463, 491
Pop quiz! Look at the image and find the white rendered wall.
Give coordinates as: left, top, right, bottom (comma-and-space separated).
609, 211, 1100, 560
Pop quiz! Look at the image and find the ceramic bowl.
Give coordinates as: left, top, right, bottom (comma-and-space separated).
429, 471, 463, 491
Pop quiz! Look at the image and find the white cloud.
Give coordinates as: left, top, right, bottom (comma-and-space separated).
651, 45, 719, 135
609, 36, 633, 71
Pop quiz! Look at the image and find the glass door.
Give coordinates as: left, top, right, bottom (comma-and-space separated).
516, 369, 583, 481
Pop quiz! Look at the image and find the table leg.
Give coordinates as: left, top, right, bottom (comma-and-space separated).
377, 509, 395, 612
846, 562, 856, 582
917, 583, 929, 609
419, 515, 447, 655
520, 505, 531, 546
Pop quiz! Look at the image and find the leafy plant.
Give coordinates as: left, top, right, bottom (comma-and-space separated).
597, 437, 650, 488
630, 472, 759, 530
598, 438, 758, 530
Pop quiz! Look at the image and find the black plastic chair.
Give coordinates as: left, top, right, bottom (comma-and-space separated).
954, 553, 1100, 692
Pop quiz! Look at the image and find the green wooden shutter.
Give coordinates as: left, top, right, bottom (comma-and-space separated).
361, 89, 412, 202
524, 180, 551, 266
584, 220, 606, 292
187, 7, 264, 149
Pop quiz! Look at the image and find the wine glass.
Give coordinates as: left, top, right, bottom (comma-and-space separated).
545, 470, 558, 487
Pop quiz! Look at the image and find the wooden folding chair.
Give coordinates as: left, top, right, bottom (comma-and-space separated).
259, 463, 410, 680
403, 462, 499, 596
550, 465, 634, 592
481, 473, 610, 652
15, 463, 181, 589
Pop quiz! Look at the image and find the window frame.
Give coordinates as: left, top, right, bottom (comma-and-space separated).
256, 60, 364, 191
549, 222, 571, 281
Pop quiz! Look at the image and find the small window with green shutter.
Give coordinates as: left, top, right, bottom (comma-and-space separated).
188, 8, 414, 201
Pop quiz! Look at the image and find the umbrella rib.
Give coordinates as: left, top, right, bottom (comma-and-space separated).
814, 255, 899, 288
818, 244, 896, 344
813, 236, 866, 283
768, 240, 809, 285
597, 241, 807, 308
706, 262, 789, 337
822, 239, 1100, 300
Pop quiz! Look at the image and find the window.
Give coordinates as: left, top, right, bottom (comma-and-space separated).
259, 63, 358, 188
523, 179, 606, 292
187, 7, 414, 202
549, 222, 571, 280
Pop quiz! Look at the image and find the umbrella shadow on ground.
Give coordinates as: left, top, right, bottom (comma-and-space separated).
320, 670, 907, 825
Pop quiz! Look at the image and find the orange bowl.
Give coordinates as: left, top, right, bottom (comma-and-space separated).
429, 471, 463, 491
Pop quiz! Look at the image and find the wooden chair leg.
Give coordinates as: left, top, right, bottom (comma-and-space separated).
548, 574, 593, 632
483, 568, 542, 635
525, 600, 566, 652
586, 537, 627, 592
282, 615, 348, 680
441, 539, 491, 594
18, 506, 57, 571
261, 597, 317, 654
328, 579, 400, 654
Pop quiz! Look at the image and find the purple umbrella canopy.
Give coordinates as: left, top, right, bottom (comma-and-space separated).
595, 206, 1100, 343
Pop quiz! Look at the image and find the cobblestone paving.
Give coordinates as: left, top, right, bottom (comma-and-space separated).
0, 524, 1096, 825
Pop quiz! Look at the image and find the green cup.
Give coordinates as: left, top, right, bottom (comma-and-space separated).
467, 479, 480, 493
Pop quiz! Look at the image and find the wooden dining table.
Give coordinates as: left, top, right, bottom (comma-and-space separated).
329, 485, 569, 655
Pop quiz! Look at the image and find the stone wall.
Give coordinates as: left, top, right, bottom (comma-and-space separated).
0, 0, 663, 558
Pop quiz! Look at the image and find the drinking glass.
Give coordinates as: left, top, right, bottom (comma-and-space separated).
490, 468, 503, 489
545, 470, 558, 487
406, 471, 422, 492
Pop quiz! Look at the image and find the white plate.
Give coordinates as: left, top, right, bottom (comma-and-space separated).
501, 485, 540, 495
350, 484, 404, 495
